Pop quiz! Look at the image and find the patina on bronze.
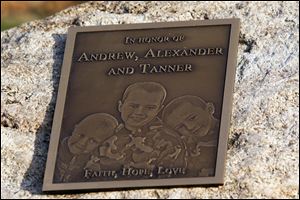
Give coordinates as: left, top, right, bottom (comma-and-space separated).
43, 19, 240, 192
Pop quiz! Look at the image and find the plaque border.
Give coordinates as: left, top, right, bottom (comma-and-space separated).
43, 19, 240, 192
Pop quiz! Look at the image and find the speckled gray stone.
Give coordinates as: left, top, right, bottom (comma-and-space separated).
1, 1, 299, 199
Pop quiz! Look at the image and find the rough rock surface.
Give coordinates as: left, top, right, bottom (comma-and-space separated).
1, 1, 299, 199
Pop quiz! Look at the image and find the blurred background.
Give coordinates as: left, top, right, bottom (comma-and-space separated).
1, 1, 85, 31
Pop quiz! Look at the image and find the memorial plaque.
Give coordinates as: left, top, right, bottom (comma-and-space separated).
43, 19, 240, 192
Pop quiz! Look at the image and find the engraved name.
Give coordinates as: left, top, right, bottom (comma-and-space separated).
77, 47, 223, 62
77, 51, 138, 62
107, 63, 193, 76
144, 48, 223, 58
75, 34, 226, 78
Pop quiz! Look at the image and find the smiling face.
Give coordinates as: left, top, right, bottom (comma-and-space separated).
163, 96, 215, 137
119, 89, 164, 131
170, 102, 212, 137
67, 113, 118, 155
68, 130, 102, 155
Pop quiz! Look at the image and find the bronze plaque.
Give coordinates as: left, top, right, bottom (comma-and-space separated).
43, 19, 240, 192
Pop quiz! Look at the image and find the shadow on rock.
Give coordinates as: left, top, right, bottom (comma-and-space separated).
20, 34, 66, 194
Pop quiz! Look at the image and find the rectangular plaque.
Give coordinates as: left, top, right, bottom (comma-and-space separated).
43, 19, 240, 192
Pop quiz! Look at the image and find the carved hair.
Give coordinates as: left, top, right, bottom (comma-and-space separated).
122, 82, 167, 104
73, 113, 118, 141
162, 95, 214, 124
